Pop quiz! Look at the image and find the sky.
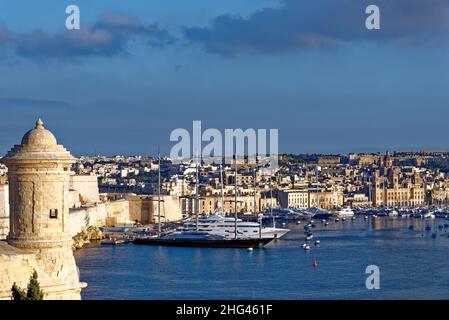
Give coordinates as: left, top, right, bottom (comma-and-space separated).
0, 0, 448, 157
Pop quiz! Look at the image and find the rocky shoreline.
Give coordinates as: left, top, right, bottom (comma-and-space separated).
72, 226, 104, 251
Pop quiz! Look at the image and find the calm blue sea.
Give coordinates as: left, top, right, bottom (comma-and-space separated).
74, 217, 449, 300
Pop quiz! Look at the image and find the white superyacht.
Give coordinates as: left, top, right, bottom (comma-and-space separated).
181, 213, 290, 239
180, 164, 289, 240
334, 207, 355, 217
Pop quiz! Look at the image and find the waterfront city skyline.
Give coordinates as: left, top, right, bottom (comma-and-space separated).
3, 0, 449, 307
1, 0, 449, 155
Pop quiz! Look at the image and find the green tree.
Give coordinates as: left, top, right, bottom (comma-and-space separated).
10, 270, 44, 301
11, 283, 27, 301
26, 270, 44, 300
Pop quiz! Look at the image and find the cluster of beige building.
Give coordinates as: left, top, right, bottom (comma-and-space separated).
273, 152, 449, 209
180, 194, 277, 216
161, 151, 444, 212
277, 188, 344, 210
371, 171, 425, 207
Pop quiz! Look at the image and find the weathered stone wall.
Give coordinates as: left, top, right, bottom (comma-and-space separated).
126, 194, 182, 224
153, 195, 183, 222
6, 166, 73, 246
68, 190, 81, 208
0, 184, 9, 240
127, 195, 153, 223
3, 165, 85, 300
69, 174, 100, 203
68, 203, 107, 237
68, 198, 131, 234
0, 242, 85, 300
105, 199, 131, 226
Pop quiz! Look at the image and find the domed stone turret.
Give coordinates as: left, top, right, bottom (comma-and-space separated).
21, 118, 57, 147
0, 118, 85, 299
3, 117, 75, 164
1, 117, 76, 247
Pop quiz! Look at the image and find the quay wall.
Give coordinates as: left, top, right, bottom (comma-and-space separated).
68, 200, 131, 237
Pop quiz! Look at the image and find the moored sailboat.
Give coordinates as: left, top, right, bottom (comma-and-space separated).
133, 158, 278, 248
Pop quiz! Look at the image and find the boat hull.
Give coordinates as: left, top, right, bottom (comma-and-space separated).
262, 228, 290, 239
133, 237, 274, 248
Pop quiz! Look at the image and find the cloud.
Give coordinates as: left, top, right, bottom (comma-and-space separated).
0, 97, 72, 109
8, 13, 175, 59
93, 13, 175, 48
0, 23, 13, 59
0, 24, 12, 61
184, 0, 449, 56
0, 24, 12, 43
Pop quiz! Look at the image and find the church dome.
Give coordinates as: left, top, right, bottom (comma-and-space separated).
21, 118, 57, 147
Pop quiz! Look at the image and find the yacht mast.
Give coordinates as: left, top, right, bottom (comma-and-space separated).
270, 172, 275, 228
196, 158, 199, 232
157, 146, 161, 237
220, 164, 225, 215
255, 168, 262, 238
253, 168, 257, 214
234, 162, 238, 239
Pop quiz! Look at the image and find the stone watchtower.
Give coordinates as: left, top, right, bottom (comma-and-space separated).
0, 118, 86, 299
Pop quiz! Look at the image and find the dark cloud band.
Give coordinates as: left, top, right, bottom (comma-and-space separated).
1, 13, 175, 59
184, 0, 449, 56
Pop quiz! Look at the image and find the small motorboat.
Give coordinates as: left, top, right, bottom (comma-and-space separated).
333, 207, 355, 218
423, 212, 435, 219
101, 238, 126, 245
387, 210, 399, 217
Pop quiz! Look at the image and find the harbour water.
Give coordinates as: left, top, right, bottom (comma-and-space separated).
74, 217, 449, 300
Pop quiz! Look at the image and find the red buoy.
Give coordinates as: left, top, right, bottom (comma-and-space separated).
313, 258, 318, 269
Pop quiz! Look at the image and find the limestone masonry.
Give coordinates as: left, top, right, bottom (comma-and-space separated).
0, 119, 86, 300
0, 180, 9, 240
